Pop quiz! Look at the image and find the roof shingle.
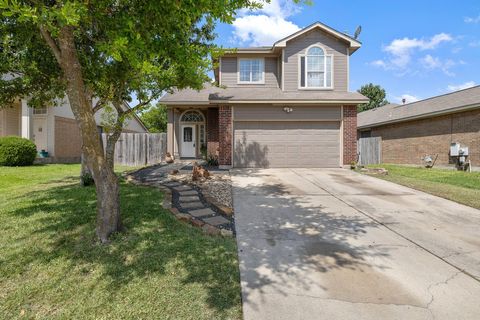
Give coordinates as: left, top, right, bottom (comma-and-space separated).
357, 86, 480, 129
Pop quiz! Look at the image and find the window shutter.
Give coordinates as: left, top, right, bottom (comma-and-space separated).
300, 56, 305, 87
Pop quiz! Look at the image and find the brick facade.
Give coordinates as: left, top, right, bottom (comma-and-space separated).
54, 116, 82, 159
206, 108, 219, 157
370, 109, 480, 166
343, 105, 357, 165
218, 106, 232, 166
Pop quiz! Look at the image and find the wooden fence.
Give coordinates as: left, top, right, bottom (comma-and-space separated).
357, 137, 382, 165
101, 133, 167, 167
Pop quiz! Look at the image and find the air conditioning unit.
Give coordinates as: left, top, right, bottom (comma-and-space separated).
450, 142, 470, 171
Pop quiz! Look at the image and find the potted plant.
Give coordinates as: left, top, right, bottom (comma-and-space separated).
39, 149, 49, 158
165, 152, 174, 164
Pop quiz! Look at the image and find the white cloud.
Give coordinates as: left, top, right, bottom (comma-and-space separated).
447, 81, 476, 92
383, 33, 453, 68
420, 54, 441, 69
370, 60, 388, 68
232, 0, 301, 46
419, 54, 457, 76
393, 94, 420, 104
464, 14, 480, 24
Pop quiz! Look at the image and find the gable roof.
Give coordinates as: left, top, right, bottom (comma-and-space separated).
274, 21, 362, 52
223, 21, 362, 55
358, 86, 480, 129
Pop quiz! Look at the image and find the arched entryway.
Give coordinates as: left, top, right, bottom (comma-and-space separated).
179, 109, 205, 158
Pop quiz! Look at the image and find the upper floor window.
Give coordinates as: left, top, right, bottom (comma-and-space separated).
299, 46, 333, 89
238, 58, 264, 84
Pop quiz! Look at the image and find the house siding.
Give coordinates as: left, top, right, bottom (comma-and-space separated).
283, 29, 349, 92
221, 56, 279, 88
369, 109, 480, 166
233, 105, 341, 121
0, 102, 21, 136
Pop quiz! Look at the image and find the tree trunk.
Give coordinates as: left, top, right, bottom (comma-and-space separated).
56, 27, 121, 243
80, 151, 94, 186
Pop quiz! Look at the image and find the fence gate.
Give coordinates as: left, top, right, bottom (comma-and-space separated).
357, 137, 382, 165
101, 133, 167, 166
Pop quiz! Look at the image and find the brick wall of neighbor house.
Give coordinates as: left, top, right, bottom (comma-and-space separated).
371, 109, 480, 165
54, 116, 82, 159
343, 105, 357, 165
218, 106, 232, 166
206, 108, 219, 156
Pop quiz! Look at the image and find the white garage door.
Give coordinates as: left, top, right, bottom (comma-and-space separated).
234, 121, 340, 168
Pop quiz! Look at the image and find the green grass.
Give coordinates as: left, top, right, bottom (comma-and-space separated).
0, 164, 241, 319
364, 164, 480, 209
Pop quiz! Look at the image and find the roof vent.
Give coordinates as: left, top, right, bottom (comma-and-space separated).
402, 98, 406, 105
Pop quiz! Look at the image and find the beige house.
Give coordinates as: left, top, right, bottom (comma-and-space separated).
161, 21, 368, 168
357, 85, 480, 166
0, 98, 147, 162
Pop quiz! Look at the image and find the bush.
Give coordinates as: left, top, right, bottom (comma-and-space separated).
0, 136, 37, 166
206, 153, 219, 167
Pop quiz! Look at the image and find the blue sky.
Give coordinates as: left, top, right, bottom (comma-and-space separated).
214, 0, 480, 103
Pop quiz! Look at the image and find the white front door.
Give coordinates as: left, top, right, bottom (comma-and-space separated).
181, 125, 196, 157
33, 117, 47, 152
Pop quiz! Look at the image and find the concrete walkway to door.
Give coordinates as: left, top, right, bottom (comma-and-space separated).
232, 168, 480, 320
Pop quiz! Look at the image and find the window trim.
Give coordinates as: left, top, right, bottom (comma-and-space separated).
298, 44, 334, 90
237, 58, 265, 84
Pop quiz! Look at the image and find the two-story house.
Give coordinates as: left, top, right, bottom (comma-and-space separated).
160, 21, 368, 168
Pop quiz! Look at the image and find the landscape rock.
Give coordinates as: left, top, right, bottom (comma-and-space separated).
176, 213, 192, 223
191, 219, 205, 227
220, 229, 233, 237
202, 224, 220, 236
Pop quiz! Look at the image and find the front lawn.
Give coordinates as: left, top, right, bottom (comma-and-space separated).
363, 164, 480, 209
0, 164, 241, 319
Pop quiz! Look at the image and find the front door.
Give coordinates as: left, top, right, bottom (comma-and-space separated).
33, 117, 47, 152
181, 125, 196, 157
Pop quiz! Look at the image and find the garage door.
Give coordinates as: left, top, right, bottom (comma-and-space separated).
234, 121, 340, 168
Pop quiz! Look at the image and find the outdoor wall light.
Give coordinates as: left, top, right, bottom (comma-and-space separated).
283, 107, 293, 113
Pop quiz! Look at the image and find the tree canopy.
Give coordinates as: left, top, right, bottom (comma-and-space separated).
0, 0, 269, 242
139, 103, 168, 133
357, 83, 389, 112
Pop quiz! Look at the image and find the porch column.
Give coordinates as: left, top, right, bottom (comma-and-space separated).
343, 105, 357, 165
21, 99, 33, 140
218, 105, 232, 168
206, 108, 219, 157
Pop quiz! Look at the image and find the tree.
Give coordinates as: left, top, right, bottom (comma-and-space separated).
357, 83, 389, 112
139, 103, 168, 133
0, 0, 268, 243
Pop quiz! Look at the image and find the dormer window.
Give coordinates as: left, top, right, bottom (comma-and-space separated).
238, 58, 265, 84
299, 46, 333, 89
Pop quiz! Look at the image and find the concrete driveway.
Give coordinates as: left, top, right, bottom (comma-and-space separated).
232, 168, 480, 320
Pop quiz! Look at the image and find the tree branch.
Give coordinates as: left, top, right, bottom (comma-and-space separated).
123, 96, 157, 116
39, 26, 62, 64
92, 98, 106, 114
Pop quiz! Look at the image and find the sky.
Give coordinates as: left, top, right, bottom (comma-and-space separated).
213, 0, 480, 104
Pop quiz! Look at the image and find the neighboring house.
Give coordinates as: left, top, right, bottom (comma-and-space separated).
0, 98, 148, 162
160, 21, 368, 168
357, 86, 480, 166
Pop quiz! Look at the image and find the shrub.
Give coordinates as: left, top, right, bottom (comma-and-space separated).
206, 153, 219, 167
0, 136, 37, 166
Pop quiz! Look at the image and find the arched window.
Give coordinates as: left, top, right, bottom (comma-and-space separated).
300, 45, 333, 89
180, 110, 204, 123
